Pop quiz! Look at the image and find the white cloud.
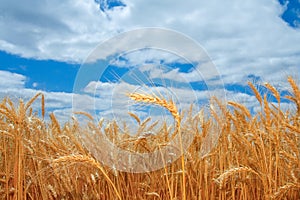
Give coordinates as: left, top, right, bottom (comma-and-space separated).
0, 0, 115, 62
84, 81, 116, 95
1, 0, 298, 87
0, 70, 73, 122
123, 0, 299, 87
0, 70, 26, 89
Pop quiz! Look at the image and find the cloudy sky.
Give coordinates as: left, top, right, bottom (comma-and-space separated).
0, 0, 299, 125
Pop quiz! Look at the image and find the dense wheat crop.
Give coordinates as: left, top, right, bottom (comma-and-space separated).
0, 77, 299, 199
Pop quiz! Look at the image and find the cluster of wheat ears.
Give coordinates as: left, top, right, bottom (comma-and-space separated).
0, 77, 299, 199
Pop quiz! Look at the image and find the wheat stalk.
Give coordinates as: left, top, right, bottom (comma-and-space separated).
265, 83, 280, 104
24, 92, 45, 119
287, 76, 300, 116
248, 81, 262, 106
49, 113, 61, 134
52, 155, 122, 200
228, 101, 251, 119
128, 112, 141, 125
127, 92, 186, 200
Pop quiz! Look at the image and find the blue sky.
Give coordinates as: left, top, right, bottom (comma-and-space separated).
0, 0, 299, 123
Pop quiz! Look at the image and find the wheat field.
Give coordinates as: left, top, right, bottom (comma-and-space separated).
0, 77, 299, 199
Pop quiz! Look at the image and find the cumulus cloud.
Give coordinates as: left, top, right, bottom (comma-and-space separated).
0, 70, 26, 89
0, 0, 114, 62
0, 70, 73, 122
1, 0, 299, 87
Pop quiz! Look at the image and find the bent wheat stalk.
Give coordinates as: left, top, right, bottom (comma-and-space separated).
127, 92, 186, 200
127, 93, 181, 137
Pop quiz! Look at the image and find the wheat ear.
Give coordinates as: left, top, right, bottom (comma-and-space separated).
127, 93, 181, 137
265, 83, 280, 103
271, 183, 300, 199
287, 76, 300, 116
248, 82, 262, 106
215, 166, 260, 189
